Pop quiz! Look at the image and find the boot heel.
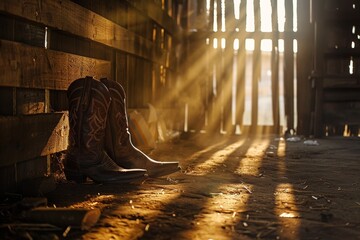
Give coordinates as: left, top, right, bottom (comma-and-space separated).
64, 169, 87, 183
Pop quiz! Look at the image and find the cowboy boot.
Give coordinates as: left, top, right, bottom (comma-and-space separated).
64, 76, 147, 183
100, 78, 180, 177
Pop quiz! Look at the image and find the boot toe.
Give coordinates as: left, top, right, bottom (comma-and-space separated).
86, 166, 148, 184
147, 162, 180, 178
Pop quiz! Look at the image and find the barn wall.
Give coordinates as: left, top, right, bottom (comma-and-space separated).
309, 0, 360, 137
0, 0, 183, 193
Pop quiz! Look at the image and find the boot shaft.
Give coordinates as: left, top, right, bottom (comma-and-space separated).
67, 77, 111, 153
100, 78, 133, 159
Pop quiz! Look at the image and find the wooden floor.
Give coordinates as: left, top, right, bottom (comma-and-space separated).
7, 134, 360, 239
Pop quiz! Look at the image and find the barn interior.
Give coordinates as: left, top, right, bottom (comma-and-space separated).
0, 0, 360, 239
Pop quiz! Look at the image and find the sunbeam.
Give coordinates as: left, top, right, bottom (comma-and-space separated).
276, 137, 287, 176
275, 183, 301, 239
191, 138, 245, 175
186, 183, 252, 239
236, 137, 270, 176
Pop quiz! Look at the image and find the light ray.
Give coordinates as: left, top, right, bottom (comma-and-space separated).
191, 139, 246, 175
185, 183, 251, 239
236, 137, 270, 176
275, 183, 301, 238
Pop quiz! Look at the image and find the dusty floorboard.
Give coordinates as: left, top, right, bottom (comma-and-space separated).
44, 134, 360, 240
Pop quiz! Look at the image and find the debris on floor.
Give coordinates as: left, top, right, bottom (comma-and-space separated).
2, 134, 360, 239
0, 196, 100, 239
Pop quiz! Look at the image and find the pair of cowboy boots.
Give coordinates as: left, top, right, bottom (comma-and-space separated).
64, 76, 180, 184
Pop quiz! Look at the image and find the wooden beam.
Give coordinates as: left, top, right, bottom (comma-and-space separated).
283, 0, 294, 132
313, 0, 326, 137
296, 0, 314, 136
0, 40, 111, 90
0, 112, 69, 167
0, 0, 158, 62
271, 0, 280, 134
324, 88, 360, 102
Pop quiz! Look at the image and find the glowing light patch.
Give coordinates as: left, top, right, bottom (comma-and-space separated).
279, 212, 296, 218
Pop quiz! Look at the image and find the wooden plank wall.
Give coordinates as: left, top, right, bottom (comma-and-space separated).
0, 0, 182, 193
310, 0, 360, 137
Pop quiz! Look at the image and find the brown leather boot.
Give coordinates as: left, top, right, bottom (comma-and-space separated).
100, 78, 180, 177
64, 77, 147, 183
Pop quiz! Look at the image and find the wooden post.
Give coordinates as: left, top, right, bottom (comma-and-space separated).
271, 0, 280, 134
313, 1, 325, 137
204, 0, 214, 129
235, 46, 246, 133
284, 0, 294, 132
206, 39, 216, 133
223, 1, 236, 134
296, 0, 313, 136
207, 0, 223, 134
251, 0, 261, 134
235, 0, 247, 133
221, 39, 235, 134
209, 0, 214, 31
213, 46, 223, 133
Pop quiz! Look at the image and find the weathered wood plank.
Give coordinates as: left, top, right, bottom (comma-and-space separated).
323, 76, 360, 88
16, 88, 45, 115
0, 112, 69, 167
324, 102, 360, 125
0, 40, 111, 90
0, 164, 16, 193
17, 156, 48, 183
115, 52, 128, 89
126, 0, 182, 40
324, 88, 360, 102
0, 87, 14, 115
0, 0, 157, 62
